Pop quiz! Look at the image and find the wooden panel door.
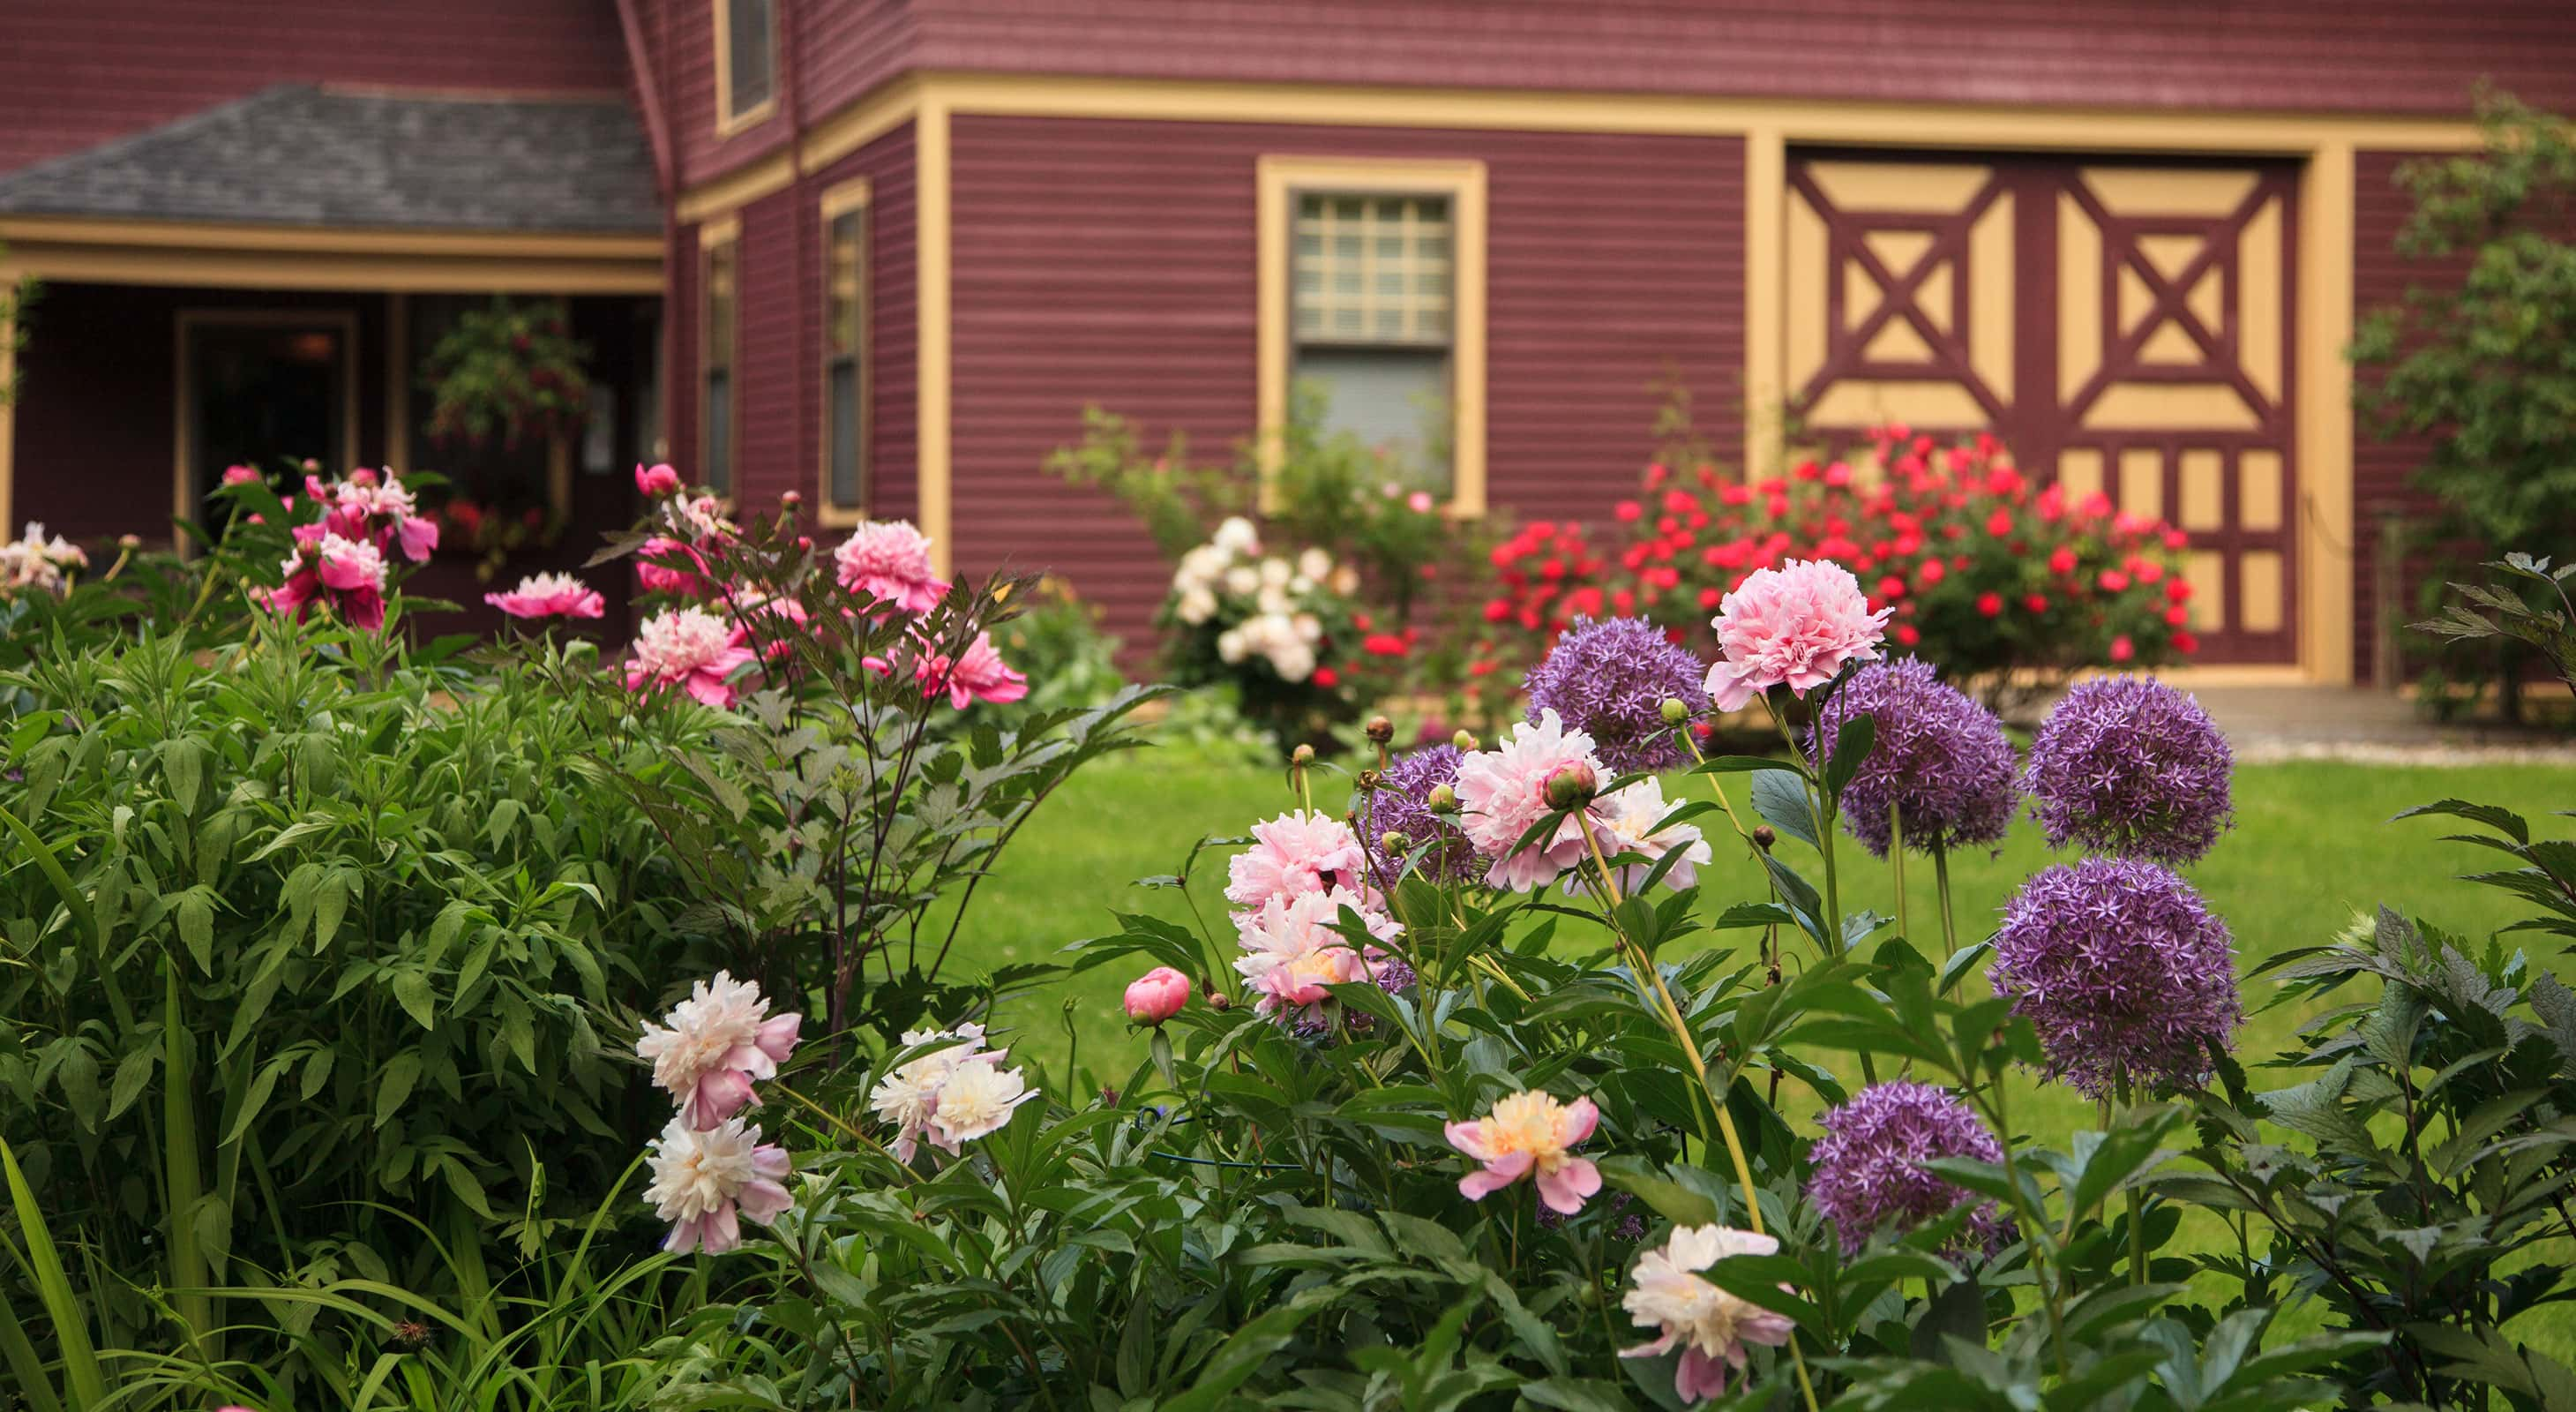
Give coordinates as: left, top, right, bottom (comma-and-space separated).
1783, 152, 2300, 664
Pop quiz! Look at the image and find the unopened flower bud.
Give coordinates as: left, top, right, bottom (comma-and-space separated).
782, 490, 802, 508
1382, 830, 1410, 854
1204, 987, 1232, 1011
1356, 768, 1383, 792
1543, 761, 1599, 812
1291, 744, 1316, 767
117, 533, 141, 550
1660, 697, 1690, 725
1427, 784, 1459, 814
1365, 714, 1394, 744
1123, 965, 1191, 1025
1452, 729, 1479, 752
1752, 825, 1777, 852
1100, 1085, 1120, 1107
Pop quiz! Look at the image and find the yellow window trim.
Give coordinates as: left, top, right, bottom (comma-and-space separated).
699, 216, 741, 498
816, 177, 873, 528
709, 0, 779, 138
1256, 154, 1486, 518
172, 308, 362, 551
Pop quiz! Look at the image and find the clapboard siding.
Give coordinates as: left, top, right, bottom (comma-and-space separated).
0, 0, 630, 176
901, 0, 2576, 117
732, 186, 802, 508
947, 114, 1740, 645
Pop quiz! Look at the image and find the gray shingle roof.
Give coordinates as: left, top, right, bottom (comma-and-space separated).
0, 84, 659, 234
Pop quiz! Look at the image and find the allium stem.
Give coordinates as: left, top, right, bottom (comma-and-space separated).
1889, 803, 1910, 943
2120, 1074, 2148, 1287
1931, 842, 1960, 973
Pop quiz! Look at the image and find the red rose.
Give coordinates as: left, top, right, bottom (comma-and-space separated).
1699, 587, 1722, 609
1877, 575, 1908, 601
1615, 500, 1644, 522
2099, 568, 2131, 593
2173, 630, 2200, 654
1314, 666, 1340, 687
2165, 605, 2190, 627
2025, 592, 2050, 613
2048, 547, 2078, 575
2109, 635, 2135, 662
1483, 598, 1511, 622
1918, 559, 1946, 587
1895, 623, 1921, 646
1977, 591, 2004, 617
1986, 509, 2015, 537
2166, 578, 2193, 604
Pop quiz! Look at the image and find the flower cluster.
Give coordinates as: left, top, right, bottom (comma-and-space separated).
1991, 857, 2243, 1097
0, 521, 88, 597
865, 1022, 1039, 1160
258, 467, 442, 631
1223, 808, 1412, 1035
1620, 1225, 1798, 1403
1808, 658, 2018, 858
1805, 1081, 2013, 1256
635, 492, 739, 597
635, 972, 802, 1254
1478, 430, 2198, 695
269, 530, 390, 630
1165, 517, 1359, 686
485, 571, 605, 621
1523, 616, 1710, 772
304, 466, 440, 564
2023, 675, 2235, 864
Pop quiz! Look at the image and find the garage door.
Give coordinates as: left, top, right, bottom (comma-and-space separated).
1782, 152, 2299, 664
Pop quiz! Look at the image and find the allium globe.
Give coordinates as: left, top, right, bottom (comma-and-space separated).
1990, 858, 2243, 1097
1704, 558, 1891, 711
1808, 658, 2018, 859
1805, 1080, 2013, 1256
1523, 616, 1709, 772
2023, 675, 2234, 864
1361, 744, 1477, 885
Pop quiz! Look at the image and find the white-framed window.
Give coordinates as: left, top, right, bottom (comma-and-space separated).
819, 179, 871, 523
712, 0, 777, 134
700, 217, 740, 494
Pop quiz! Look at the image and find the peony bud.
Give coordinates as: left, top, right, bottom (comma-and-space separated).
781, 490, 802, 508
1123, 965, 1191, 1025
1381, 830, 1410, 854
633, 462, 684, 498
1660, 697, 1690, 725
117, 534, 141, 550
1291, 743, 1316, 767
1364, 714, 1394, 744
1204, 987, 1232, 1011
1543, 761, 1599, 812
1452, 729, 1479, 752
1356, 768, 1383, 792
1752, 825, 1777, 852
1427, 784, 1458, 814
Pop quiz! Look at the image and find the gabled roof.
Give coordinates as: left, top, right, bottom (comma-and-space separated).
0, 84, 658, 235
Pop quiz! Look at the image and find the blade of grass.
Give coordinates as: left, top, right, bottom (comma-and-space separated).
163, 967, 216, 1360
0, 1136, 108, 1409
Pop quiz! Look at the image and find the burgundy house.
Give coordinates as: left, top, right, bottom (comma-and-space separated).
4, 1, 2573, 677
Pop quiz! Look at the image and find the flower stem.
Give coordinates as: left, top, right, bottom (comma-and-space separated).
1889, 804, 1909, 941
1932, 840, 1960, 968
2119, 1074, 2148, 1286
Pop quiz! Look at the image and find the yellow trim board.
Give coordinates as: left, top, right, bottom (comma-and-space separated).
0, 216, 661, 259
2296, 143, 2358, 685
917, 99, 952, 575
1254, 155, 1487, 516
816, 176, 873, 529
675, 151, 795, 224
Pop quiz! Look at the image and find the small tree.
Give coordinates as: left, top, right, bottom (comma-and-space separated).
2351, 89, 2576, 717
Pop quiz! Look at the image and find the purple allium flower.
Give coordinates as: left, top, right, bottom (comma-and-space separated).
1990, 858, 2243, 1098
2022, 675, 2234, 864
1808, 658, 2017, 859
1523, 616, 1709, 774
1805, 1081, 2014, 1257
1538, 1190, 1649, 1242
1362, 744, 1478, 884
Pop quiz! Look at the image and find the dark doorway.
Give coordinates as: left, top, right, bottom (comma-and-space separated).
181, 314, 354, 524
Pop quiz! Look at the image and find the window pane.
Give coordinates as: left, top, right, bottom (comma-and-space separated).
727, 0, 775, 116
1292, 348, 1451, 495
706, 244, 737, 367
705, 369, 733, 494
827, 210, 865, 356
1289, 190, 1453, 349
828, 360, 863, 509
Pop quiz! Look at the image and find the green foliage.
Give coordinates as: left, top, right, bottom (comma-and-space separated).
2415, 551, 2576, 698
983, 574, 1127, 721
418, 297, 592, 454
1042, 405, 1254, 561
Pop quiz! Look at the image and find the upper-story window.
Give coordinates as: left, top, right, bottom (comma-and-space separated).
819, 179, 871, 522
715, 0, 777, 133
700, 219, 739, 494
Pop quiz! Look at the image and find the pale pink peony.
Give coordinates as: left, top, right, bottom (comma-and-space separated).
486, 571, 606, 620
922, 1060, 1038, 1153
1586, 779, 1713, 892
834, 519, 949, 613
1621, 1224, 1799, 1404
1446, 1089, 1604, 1214
636, 462, 684, 497
1232, 887, 1402, 1024
634, 970, 803, 1130
644, 1115, 793, 1255
1704, 559, 1891, 712
1123, 965, 1192, 1025
624, 606, 759, 709
1225, 810, 1369, 910
1453, 709, 1612, 892
866, 1023, 1009, 1161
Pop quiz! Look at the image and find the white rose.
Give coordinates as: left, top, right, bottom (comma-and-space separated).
1217, 628, 1248, 664
1224, 565, 1261, 596
1298, 547, 1333, 581
1293, 612, 1322, 642
1177, 587, 1218, 624
1213, 516, 1261, 555
1330, 567, 1359, 596
1268, 642, 1315, 682
1256, 586, 1292, 616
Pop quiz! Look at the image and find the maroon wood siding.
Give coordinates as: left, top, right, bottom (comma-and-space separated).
0, 0, 631, 176
671, 124, 917, 519
947, 114, 1741, 645
885, 1, 2576, 118
2351, 148, 2467, 684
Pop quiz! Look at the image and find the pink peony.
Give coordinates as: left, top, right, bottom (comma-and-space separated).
1453, 709, 1612, 892
645, 1115, 793, 1255
1446, 1089, 1603, 1214
1232, 887, 1402, 1024
1621, 1224, 1799, 1404
635, 536, 710, 597
221, 464, 261, 486
834, 519, 949, 614
1123, 965, 1193, 1025
922, 631, 1027, 708
1704, 559, 1891, 712
723, 587, 812, 662
486, 571, 606, 620
1586, 779, 1713, 892
270, 531, 388, 630
634, 970, 803, 1130
624, 606, 759, 709
1225, 810, 1369, 910
636, 462, 684, 497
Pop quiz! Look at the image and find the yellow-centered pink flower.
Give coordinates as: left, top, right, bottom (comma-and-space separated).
1445, 1088, 1603, 1214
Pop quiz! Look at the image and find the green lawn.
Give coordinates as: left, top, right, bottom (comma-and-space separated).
935, 741, 2576, 1352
